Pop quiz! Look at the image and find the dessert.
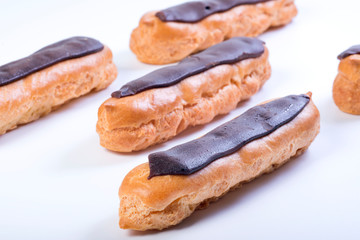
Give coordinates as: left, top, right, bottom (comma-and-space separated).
118, 93, 320, 230
130, 0, 297, 64
333, 45, 360, 115
0, 36, 117, 135
97, 37, 271, 152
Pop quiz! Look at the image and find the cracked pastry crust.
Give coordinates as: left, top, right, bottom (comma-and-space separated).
96, 47, 270, 152
118, 93, 320, 231
130, 0, 297, 64
333, 54, 360, 115
0, 46, 117, 135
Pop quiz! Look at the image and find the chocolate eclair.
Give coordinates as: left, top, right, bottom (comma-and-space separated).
97, 37, 271, 152
130, 0, 297, 64
0, 36, 117, 135
118, 93, 320, 231
333, 45, 360, 115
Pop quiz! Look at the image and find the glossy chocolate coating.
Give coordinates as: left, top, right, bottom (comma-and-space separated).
337, 45, 360, 60
148, 94, 310, 179
112, 37, 264, 98
155, 0, 271, 23
0, 36, 104, 87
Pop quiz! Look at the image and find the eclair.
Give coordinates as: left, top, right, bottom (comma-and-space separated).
0, 36, 117, 135
130, 0, 297, 64
333, 45, 360, 115
97, 37, 271, 152
119, 93, 320, 231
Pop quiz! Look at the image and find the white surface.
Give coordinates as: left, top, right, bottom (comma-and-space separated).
0, 0, 360, 239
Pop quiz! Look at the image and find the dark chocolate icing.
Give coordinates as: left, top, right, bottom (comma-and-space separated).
337, 45, 360, 60
155, 0, 271, 23
148, 94, 310, 179
0, 36, 104, 87
112, 37, 264, 98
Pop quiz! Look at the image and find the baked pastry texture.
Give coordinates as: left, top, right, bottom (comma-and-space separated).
130, 0, 297, 64
118, 93, 320, 231
0, 37, 117, 135
333, 45, 360, 115
97, 37, 271, 152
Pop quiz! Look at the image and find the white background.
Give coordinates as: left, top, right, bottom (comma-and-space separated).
1, 0, 360, 239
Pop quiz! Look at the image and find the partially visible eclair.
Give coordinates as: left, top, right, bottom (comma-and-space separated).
333, 45, 360, 115
130, 0, 297, 64
97, 37, 271, 152
0, 37, 117, 135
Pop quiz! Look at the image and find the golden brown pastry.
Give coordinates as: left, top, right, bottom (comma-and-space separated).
97, 37, 271, 152
333, 45, 360, 115
130, 0, 297, 64
118, 93, 320, 231
0, 37, 117, 135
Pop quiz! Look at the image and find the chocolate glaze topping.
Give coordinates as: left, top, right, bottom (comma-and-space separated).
112, 37, 264, 98
337, 45, 360, 60
148, 94, 310, 179
0, 36, 104, 87
155, 0, 271, 23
